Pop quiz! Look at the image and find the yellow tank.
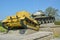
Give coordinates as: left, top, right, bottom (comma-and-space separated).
2, 11, 39, 31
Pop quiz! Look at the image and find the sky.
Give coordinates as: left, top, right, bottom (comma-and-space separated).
0, 0, 60, 20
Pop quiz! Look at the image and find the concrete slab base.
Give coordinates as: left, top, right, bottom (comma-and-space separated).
0, 29, 54, 40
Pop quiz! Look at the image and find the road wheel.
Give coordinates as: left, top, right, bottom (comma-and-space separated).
45, 20, 48, 23
41, 20, 44, 24
53, 19, 55, 22
48, 20, 50, 23
50, 19, 52, 23
44, 20, 46, 23
52, 20, 54, 23
49, 20, 51, 23
38, 21, 41, 25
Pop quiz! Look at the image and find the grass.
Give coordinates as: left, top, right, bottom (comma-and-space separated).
54, 21, 60, 38
54, 21, 60, 25
0, 22, 7, 32
0, 26, 7, 32
54, 34, 60, 38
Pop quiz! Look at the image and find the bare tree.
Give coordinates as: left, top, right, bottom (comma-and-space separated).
45, 7, 58, 17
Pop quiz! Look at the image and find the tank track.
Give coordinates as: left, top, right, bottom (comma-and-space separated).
34, 17, 55, 24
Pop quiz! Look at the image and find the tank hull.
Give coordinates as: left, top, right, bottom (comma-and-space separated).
33, 16, 55, 24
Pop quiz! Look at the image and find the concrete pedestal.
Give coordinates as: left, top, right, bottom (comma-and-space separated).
0, 29, 54, 40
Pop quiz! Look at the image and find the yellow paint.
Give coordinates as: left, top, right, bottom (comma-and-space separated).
2, 11, 39, 30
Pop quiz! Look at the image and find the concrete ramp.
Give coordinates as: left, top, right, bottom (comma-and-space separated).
0, 30, 54, 40
20, 31, 54, 40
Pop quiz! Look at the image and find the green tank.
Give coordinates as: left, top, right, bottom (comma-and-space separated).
32, 11, 55, 24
